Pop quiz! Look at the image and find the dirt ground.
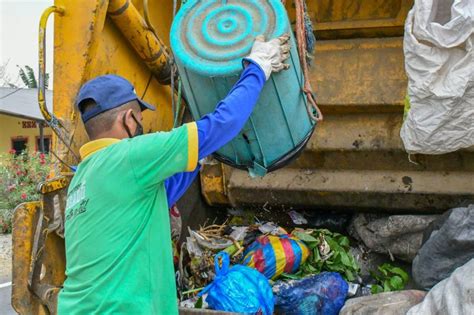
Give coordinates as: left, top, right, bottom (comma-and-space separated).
0, 234, 11, 280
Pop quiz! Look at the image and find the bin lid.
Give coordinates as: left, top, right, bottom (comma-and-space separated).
171, 0, 288, 76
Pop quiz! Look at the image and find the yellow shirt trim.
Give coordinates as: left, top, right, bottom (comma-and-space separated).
79, 138, 120, 160
185, 122, 198, 172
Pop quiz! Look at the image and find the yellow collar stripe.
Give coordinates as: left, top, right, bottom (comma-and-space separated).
79, 138, 120, 160
185, 122, 199, 172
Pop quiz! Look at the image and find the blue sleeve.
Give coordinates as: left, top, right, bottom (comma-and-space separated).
164, 166, 200, 206
165, 61, 266, 205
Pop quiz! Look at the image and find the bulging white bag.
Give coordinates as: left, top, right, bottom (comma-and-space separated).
400, 0, 474, 154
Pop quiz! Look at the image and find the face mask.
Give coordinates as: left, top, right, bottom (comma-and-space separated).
123, 112, 144, 138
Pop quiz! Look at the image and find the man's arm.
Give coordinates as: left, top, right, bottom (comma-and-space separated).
196, 61, 266, 159
164, 166, 200, 206
165, 62, 265, 205
164, 35, 290, 205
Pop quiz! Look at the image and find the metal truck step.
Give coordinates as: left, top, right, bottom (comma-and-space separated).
225, 168, 474, 212
293, 112, 474, 172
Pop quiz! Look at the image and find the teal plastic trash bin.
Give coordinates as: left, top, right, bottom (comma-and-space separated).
171, 0, 316, 176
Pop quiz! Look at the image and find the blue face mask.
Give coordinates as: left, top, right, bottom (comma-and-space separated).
123, 112, 143, 138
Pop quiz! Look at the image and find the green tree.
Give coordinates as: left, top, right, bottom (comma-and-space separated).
17, 65, 49, 89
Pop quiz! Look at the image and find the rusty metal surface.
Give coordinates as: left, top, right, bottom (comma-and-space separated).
11, 202, 48, 315
311, 37, 407, 111
199, 163, 230, 207
201, 114, 474, 210
286, 0, 413, 39
11, 177, 69, 314
29, 176, 68, 315
294, 113, 474, 172
52, 0, 109, 167
225, 168, 474, 211
39, 177, 69, 195
108, 0, 173, 84
201, 35, 474, 211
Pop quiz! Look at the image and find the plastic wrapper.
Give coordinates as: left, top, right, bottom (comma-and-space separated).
259, 222, 287, 235
242, 235, 309, 279
199, 252, 274, 315
188, 227, 233, 250
273, 272, 348, 315
288, 210, 308, 225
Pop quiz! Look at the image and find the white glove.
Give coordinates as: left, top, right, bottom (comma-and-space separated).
245, 34, 291, 80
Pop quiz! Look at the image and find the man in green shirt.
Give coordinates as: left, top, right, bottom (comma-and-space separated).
58, 35, 290, 314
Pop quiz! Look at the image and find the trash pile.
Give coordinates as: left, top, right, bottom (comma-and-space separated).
175, 210, 414, 314
173, 204, 474, 314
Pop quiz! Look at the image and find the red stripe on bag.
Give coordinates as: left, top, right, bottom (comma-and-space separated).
254, 248, 266, 273
280, 237, 295, 273
259, 235, 270, 245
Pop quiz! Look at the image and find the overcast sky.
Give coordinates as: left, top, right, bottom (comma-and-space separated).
0, 0, 54, 88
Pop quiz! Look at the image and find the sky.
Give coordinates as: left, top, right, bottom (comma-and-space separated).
0, 0, 54, 88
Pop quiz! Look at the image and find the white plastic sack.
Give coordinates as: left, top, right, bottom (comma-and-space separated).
400, 0, 474, 154
407, 259, 474, 315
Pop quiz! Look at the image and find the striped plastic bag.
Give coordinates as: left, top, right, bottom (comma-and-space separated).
242, 234, 310, 279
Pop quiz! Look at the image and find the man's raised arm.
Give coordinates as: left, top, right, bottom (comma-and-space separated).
196, 34, 291, 159
165, 35, 290, 205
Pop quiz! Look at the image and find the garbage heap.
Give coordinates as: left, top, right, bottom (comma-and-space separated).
171, 204, 474, 314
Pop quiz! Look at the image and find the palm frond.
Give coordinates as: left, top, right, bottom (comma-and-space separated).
17, 66, 29, 87
25, 65, 37, 88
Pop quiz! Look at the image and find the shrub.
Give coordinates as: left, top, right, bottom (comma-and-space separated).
0, 150, 51, 233
0, 208, 13, 233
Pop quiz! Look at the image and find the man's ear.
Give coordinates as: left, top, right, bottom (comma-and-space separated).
117, 108, 133, 133
123, 108, 135, 125
118, 108, 136, 138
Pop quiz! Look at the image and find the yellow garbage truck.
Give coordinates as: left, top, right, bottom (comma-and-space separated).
11, 0, 474, 313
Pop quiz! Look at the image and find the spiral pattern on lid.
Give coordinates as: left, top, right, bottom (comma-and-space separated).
171, 0, 288, 76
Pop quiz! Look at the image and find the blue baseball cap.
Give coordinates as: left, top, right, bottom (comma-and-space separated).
76, 74, 155, 122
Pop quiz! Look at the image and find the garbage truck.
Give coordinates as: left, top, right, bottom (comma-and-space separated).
11, 0, 474, 313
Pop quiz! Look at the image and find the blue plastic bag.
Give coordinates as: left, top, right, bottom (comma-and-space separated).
273, 272, 348, 315
199, 252, 274, 314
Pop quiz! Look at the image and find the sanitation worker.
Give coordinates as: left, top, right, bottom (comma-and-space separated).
58, 35, 291, 314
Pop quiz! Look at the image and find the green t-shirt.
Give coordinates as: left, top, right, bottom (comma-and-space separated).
58, 123, 198, 315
